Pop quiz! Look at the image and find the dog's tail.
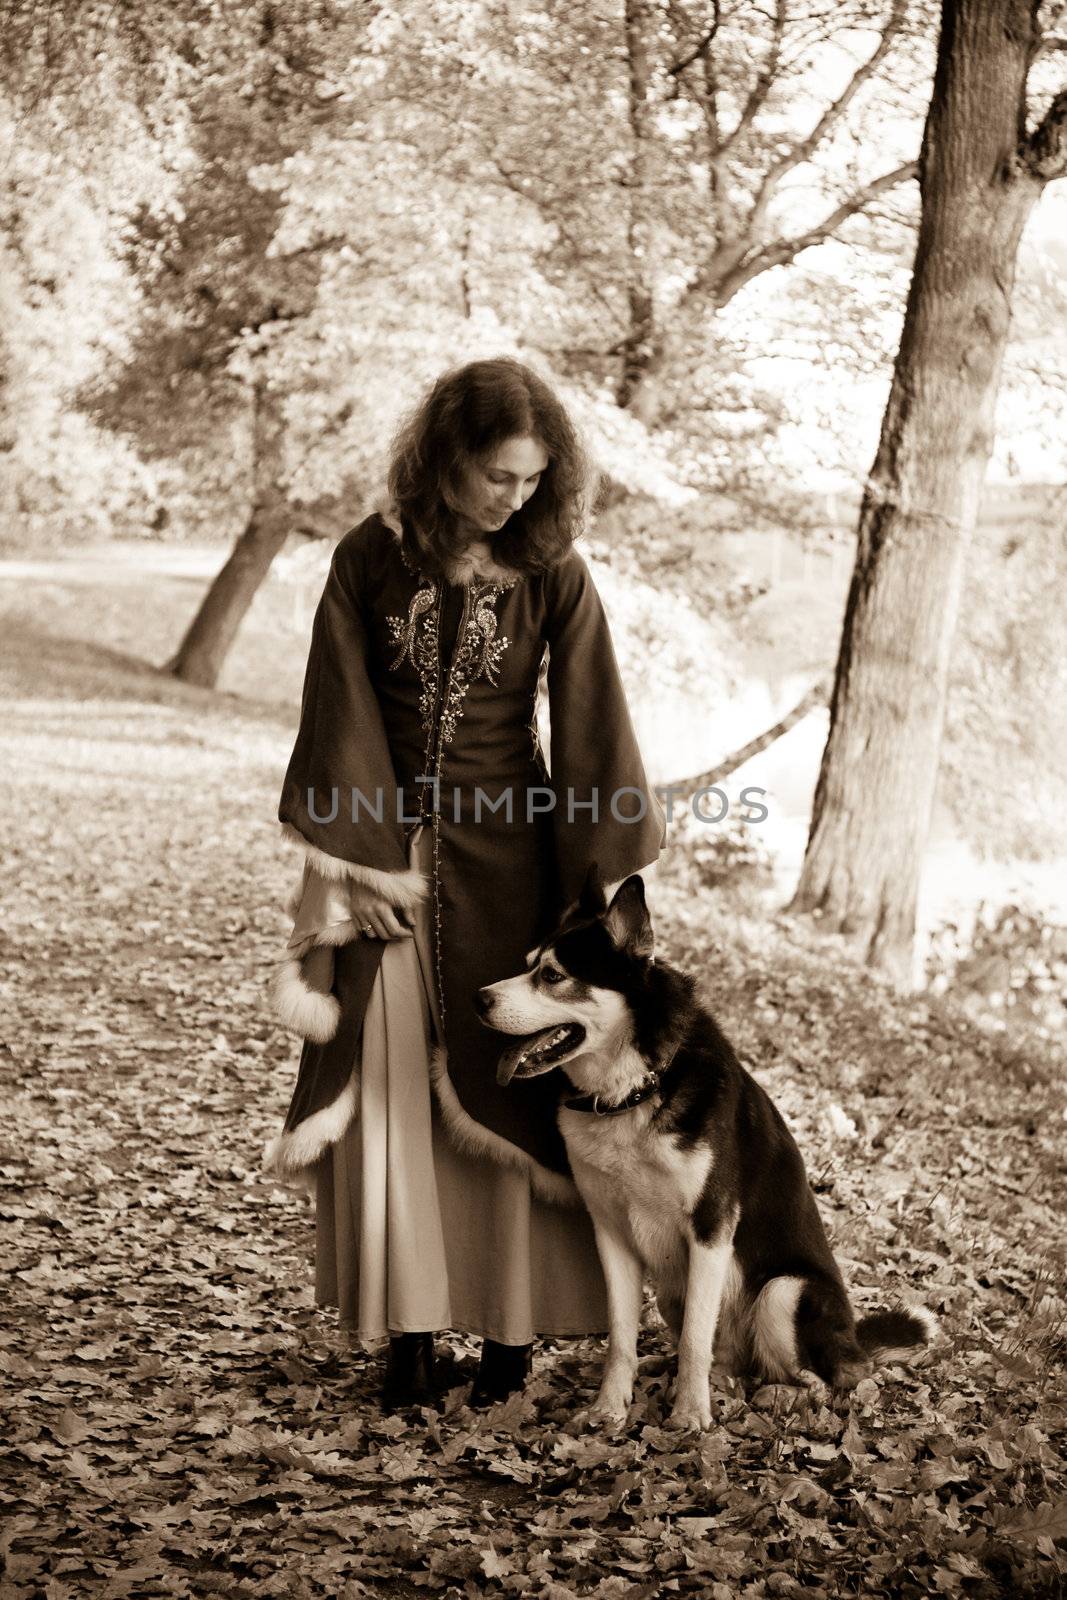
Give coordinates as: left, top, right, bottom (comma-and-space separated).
855, 1306, 939, 1367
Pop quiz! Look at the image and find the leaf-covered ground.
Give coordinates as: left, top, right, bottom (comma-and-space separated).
1, 552, 1065, 1599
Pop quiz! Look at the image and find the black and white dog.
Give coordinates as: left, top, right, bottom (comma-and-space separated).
476, 867, 937, 1431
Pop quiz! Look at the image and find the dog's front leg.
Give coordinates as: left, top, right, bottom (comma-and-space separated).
669, 1233, 733, 1431
587, 1217, 644, 1426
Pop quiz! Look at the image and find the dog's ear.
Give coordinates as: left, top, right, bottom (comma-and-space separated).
603, 875, 654, 959
578, 862, 608, 915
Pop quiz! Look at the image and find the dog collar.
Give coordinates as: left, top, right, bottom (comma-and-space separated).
563, 1046, 679, 1117
563, 1074, 661, 1117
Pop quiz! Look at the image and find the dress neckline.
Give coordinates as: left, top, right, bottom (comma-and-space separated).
375, 501, 522, 589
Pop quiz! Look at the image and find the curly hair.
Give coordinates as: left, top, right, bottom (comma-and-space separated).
385, 356, 595, 577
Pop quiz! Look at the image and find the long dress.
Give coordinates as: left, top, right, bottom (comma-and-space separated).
313, 820, 611, 1343
266, 503, 667, 1334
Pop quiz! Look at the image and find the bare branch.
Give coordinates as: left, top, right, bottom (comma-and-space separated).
745, 0, 907, 236
280, 234, 347, 262
1024, 86, 1067, 180
670, 678, 831, 793
718, 0, 787, 157
714, 161, 918, 306
553, 338, 632, 359
665, 0, 721, 77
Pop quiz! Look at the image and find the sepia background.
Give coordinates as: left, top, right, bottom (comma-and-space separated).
2, 3, 1065, 1595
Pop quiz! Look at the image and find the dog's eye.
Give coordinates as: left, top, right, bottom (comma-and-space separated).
540, 967, 565, 985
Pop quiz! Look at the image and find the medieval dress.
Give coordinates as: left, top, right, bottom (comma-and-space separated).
265, 503, 667, 1344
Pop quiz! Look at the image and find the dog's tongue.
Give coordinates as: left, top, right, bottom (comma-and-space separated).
496, 1028, 562, 1085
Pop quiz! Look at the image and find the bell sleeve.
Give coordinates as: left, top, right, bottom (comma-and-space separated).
544, 549, 667, 907
271, 527, 428, 1043
279, 527, 421, 885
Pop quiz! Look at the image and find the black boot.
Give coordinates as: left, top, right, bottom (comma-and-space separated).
380, 1332, 436, 1411
469, 1338, 533, 1408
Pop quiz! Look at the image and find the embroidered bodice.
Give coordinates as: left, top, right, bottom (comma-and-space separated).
357, 509, 550, 830
279, 496, 666, 913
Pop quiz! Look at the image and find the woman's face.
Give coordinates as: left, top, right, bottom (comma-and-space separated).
450, 433, 550, 538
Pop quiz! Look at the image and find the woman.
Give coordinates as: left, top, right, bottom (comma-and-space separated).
266, 356, 666, 1410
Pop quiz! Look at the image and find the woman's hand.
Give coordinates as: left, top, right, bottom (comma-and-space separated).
348, 881, 416, 941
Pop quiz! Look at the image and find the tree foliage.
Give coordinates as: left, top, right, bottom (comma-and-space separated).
3, 0, 1065, 556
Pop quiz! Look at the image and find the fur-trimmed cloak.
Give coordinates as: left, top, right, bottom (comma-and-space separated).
265, 504, 666, 1199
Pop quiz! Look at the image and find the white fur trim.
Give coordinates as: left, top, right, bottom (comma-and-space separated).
280, 822, 429, 911
378, 502, 404, 538
268, 956, 341, 1044
428, 1043, 580, 1207
329, 919, 368, 947
443, 547, 521, 586
287, 919, 383, 963
263, 1068, 361, 1184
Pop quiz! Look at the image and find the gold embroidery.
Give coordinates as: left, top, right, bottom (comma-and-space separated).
468, 589, 510, 685
386, 582, 440, 743
387, 577, 512, 751
437, 582, 510, 748
383, 549, 517, 1027
397, 542, 421, 577
386, 581, 434, 670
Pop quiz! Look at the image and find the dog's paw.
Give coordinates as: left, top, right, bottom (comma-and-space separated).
666, 1398, 713, 1432
583, 1386, 632, 1429
573, 1404, 628, 1433
796, 1368, 831, 1407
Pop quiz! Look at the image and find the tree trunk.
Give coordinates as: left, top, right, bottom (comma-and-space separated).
164, 499, 291, 688
617, 0, 657, 414
789, 0, 1047, 986
166, 382, 288, 689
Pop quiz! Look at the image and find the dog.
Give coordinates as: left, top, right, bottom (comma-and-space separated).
474, 865, 937, 1431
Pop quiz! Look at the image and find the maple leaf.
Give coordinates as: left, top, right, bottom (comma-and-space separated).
480, 1546, 515, 1579
999, 1500, 1067, 1541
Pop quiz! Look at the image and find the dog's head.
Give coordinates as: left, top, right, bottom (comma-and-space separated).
475, 863, 655, 1085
